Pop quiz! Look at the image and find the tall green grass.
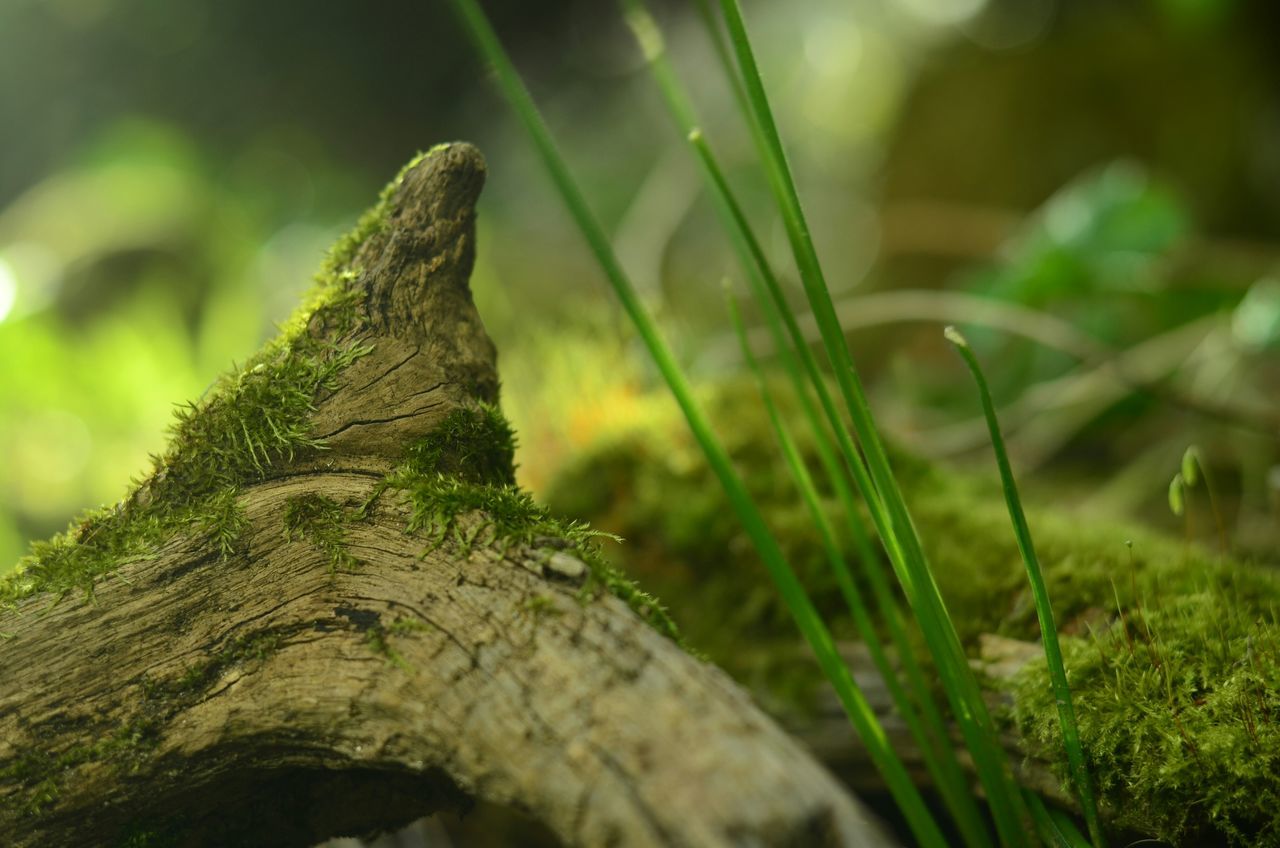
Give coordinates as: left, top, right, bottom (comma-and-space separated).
449, 1, 1104, 845
947, 327, 1104, 846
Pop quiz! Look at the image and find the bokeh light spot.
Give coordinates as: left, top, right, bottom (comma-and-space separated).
0, 256, 17, 323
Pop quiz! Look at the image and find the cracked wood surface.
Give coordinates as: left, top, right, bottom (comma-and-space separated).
0, 144, 895, 847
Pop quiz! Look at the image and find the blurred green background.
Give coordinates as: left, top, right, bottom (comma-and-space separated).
2, 0, 1278, 576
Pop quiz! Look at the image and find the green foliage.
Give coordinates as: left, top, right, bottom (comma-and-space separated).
158, 338, 371, 497
895, 472, 1280, 845
1011, 582, 1280, 845
979, 162, 1189, 310
0, 320, 369, 607
546, 380, 943, 653
947, 326, 1103, 846
369, 402, 677, 641
403, 402, 517, 486
197, 486, 248, 561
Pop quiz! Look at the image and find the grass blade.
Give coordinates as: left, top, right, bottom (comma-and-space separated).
1025, 790, 1092, 848
947, 326, 1104, 847
619, 3, 987, 841
729, 293, 950, 844
729, 292, 989, 847
448, 3, 949, 844
714, 2, 1032, 842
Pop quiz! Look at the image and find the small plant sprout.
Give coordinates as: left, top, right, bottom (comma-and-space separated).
1168, 468, 1204, 549
1169, 472, 1188, 535
1179, 445, 1228, 554
946, 325, 1105, 847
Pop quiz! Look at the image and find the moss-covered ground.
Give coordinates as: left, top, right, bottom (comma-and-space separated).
544, 378, 1280, 846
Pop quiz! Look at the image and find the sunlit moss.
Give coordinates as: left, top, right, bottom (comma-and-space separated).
1006, 551, 1280, 845
385, 467, 681, 645
403, 402, 517, 486
912, 465, 1280, 843
369, 405, 681, 645
0, 149, 469, 607
197, 488, 248, 561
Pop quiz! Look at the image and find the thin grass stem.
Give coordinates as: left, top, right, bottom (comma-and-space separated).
697, 128, 988, 846
947, 326, 1104, 847
1025, 791, 1092, 848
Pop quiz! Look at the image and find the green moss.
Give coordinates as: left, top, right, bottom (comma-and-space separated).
198, 488, 248, 561
310, 145, 446, 297
0, 149, 472, 608
919, 469, 1280, 842
147, 629, 286, 703
544, 377, 1280, 844
114, 819, 183, 848
523, 594, 562, 619
387, 616, 432, 636
283, 494, 359, 572
403, 402, 517, 486
545, 383, 874, 658
0, 319, 371, 606
376, 409, 681, 645
1006, 555, 1280, 844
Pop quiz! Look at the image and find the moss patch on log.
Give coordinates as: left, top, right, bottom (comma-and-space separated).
0, 149, 466, 608
1007, 552, 1280, 845
403, 401, 517, 486
373, 404, 681, 645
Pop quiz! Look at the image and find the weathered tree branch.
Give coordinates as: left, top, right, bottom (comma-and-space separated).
0, 145, 895, 847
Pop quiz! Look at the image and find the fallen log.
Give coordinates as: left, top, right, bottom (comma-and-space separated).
0, 144, 895, 848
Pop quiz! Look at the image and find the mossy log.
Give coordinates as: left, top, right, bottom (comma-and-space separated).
0, 145, 896, 847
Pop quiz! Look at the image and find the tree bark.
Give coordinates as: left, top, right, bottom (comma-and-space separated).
0, 144, 898, 848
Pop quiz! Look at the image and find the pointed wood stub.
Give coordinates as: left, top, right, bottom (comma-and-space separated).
308, 143, 500, 466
